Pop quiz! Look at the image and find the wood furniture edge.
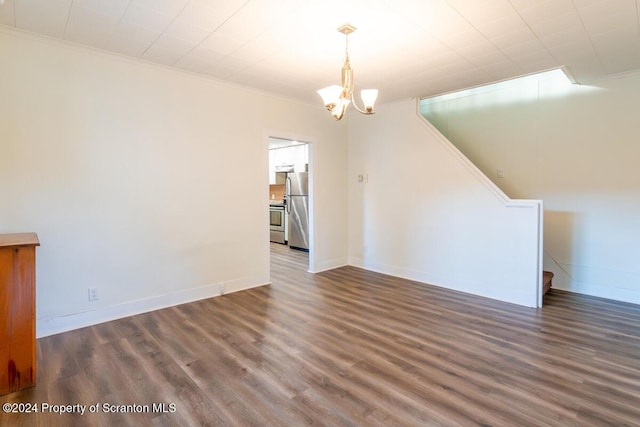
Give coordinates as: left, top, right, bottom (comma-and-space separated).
0, 233, 40, 248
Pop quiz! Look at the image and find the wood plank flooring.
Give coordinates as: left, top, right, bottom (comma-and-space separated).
2, 243, 640, 426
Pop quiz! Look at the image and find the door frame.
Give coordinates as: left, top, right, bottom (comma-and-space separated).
266, 134, 314, 273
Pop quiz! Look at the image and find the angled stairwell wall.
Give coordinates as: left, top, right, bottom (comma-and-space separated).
420, 71, 640, 305
347, 99, 543, 308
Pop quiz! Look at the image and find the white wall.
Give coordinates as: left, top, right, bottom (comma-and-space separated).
421, 71, 640, 304
0, 28, 348, 337
347, 100, 543, 307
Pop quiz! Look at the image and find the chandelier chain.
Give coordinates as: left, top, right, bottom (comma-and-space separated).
345, 32, 350, 62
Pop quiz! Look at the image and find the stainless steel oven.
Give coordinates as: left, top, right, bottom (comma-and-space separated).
269, 205, 285, 244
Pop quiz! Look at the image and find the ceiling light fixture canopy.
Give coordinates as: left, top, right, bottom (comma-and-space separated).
317, 24, 378, 120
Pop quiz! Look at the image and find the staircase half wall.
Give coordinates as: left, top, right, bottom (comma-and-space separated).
347, 99, 543, 307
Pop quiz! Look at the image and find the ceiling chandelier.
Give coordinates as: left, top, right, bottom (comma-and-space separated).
317, 24, 378, 121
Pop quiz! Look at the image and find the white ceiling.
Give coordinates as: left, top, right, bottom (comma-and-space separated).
1, 0, 639, 106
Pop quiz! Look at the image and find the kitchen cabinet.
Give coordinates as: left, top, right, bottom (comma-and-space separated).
289, 144, 309, 172
269, 150, 287, 184
271, 172, 286, 185
269, 144, 309, 183
0, 233, 39, 395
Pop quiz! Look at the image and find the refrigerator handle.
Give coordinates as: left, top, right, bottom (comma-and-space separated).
285, 176, 291, 214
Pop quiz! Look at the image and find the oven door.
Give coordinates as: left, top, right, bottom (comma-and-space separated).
270, 206, 286, 244
270, 207, 285, 232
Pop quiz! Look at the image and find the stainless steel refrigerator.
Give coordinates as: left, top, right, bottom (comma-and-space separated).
285, 172, 309, 251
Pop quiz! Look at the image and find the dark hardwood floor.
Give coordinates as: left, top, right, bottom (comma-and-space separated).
2, 243, 640, 426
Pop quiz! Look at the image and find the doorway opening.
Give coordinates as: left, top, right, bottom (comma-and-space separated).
268, 137, 312, 273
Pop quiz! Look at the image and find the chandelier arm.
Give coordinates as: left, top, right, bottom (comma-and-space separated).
349, 93, 375, 115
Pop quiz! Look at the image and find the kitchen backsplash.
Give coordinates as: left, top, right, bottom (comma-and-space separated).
269, 184, 285, 201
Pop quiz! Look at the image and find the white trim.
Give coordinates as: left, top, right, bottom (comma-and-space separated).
36, 278, 268, 338
418, 67, 575, 101
415, 104, 511, 205
264, 130, 317, 273
348, 256, 536, 308
310, 256, 348, 273
579, 67, 640, 84
0, 26, 321, 110
536, 202, 544, 308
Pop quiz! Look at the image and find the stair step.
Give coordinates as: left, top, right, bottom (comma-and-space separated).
543, 271, 554, 295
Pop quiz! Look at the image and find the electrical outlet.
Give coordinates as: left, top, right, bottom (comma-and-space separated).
88, 287, 99, 301
363, 174, 368, 183
497, 168, 504, 179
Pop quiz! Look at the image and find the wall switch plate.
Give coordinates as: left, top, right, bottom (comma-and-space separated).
497, 168, 504, 178
88, 287, 99, 301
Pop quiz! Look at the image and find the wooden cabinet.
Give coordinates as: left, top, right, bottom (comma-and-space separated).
0, 233, 39, 395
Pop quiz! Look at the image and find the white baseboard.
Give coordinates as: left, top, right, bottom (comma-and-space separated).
555, 282, 640, 305
310, 256, 348, 273
36, 277, 268, 338
543, 256, 640, 305
348, 256, 537, 308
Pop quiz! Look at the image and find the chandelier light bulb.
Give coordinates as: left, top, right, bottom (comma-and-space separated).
317, 85, 344, 110
360, 89, 379, 113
